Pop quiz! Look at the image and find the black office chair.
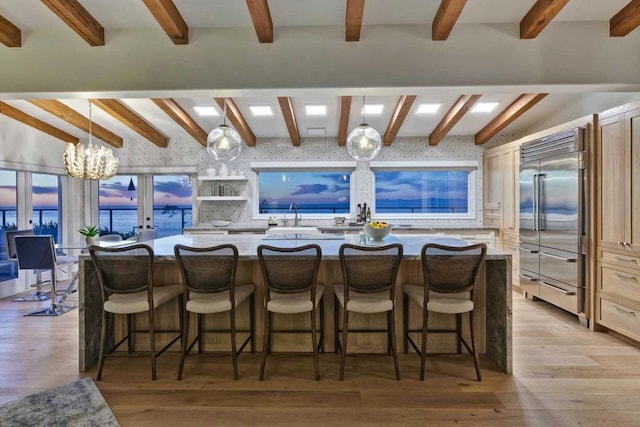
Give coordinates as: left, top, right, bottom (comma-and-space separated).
6, 229, 49, 302
14, 235, 76, 316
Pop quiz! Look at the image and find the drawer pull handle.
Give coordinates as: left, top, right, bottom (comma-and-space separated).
539, 252, 577, 263
519, 247, 539, 254
615, 257, 638, 264
519, 274, 537, 282
539, 281, 576, 295
615, 273, 638, 281
614, 305, 638, 317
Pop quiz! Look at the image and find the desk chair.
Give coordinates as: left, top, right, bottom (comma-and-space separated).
14, 235, 76, 316
335, 243, 403, 381
403, 243, 487, 381
174, 244, 255, 380
5, 229, 48, 301
89, 244, 183, 381
257, 244, 323, 380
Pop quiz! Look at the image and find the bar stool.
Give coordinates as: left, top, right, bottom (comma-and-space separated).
174, 244, 255, 380
5, 229, 49, 302
88, 244, 183, 381
257, 244, 323, 380
403, 243, 487, 381
335, 243, 403, 381
14, 235, 77, 316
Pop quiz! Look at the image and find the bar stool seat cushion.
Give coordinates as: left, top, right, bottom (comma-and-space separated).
403, 284, 473, 314
334, 284, 392, 314
267, 284, 324, 314
56, 255, 77, 266
104, 284, 182, 314
186, 284, 255, 314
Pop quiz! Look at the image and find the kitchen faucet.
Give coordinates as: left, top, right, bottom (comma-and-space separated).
289, 202, 300, 226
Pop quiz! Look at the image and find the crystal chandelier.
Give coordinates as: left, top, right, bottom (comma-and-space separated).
63, 102, 118, 180
346, 96, 382, 162
207, 98, 242, 162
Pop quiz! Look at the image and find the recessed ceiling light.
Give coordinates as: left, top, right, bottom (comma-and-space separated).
416, 103, 441, 114
363, 104, 383, 115
249, 105, 273, 116
193, 106, 219, 116
305, 105, 327, 116
471, 102, 500, 113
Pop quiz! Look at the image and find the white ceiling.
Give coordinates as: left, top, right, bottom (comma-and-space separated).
0, 0, 637, 145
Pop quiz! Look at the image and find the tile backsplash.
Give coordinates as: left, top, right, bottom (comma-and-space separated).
114, 135, 485, 228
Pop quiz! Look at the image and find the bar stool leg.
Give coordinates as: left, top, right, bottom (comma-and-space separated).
259, 308, 271, 381
403, 293, 409, 354
197, 314, 204, 354
96, 309, 108, 381
389, 308, 400, 380
469, 311, 482, 382
311, 307, 320, 380
127, 314, 133, 353
149, 308, 157, 381
230, 307, 238, 380
339, 309, 349, 381
177, 304, 190, 380
420, 306, 429, 381
249, 294, 255, 354
456, 313, 462, 354
319, 298, 325, 354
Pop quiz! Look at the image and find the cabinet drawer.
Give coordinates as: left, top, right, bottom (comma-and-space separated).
539, 277, 579, 314
484, 216, 501, 227
598, 296, 640, 342
601, 251, 640, 271
600, 267, 640, 301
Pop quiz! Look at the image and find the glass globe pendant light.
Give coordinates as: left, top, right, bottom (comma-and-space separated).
207, 98, 242, 162
346, 96, 382, 162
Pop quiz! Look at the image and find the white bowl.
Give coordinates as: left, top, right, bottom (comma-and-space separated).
212, 220, 231, 227
364, 222, 391, 241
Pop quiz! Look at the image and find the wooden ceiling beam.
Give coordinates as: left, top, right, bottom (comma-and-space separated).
432, 0, 467, 41
214, 98, 256, 146
610, 0, 640, 37
91, 99, 169, 148
246, 0, 273, 43
0, 101, 78, 143
520, 0, 569, 39
383, 95, 417, 146
429, 94, 481, 146
29, 99, 123, 147
142, 0, 188, 45
338, 96, 352, 147
474, 94, 547, 145
152, 98, 206, 147
41, 0, 105, 46
277, 97, 300, 147
0, 14, 21, 47
345, 0, 365, 42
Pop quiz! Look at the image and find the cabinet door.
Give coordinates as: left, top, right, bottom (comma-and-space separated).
501, 148, 516, 231
484, 151, 502, 212
628, 109, 640, 251
598, 114, 627, 250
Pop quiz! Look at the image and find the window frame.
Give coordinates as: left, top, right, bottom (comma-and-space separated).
250, 161, 357, 220
370, 161, 478, 220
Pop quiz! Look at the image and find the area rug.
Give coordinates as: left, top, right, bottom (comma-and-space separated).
0, 377, 119, 426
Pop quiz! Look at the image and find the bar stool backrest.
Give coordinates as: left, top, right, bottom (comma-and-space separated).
257, 244, 321, 294
5, 229, 35, 259
14, 235, 56, 270
174, 244, 238, 294
88, 244, 153, 297
421, 243, 487, 295
339, 243, 403, 294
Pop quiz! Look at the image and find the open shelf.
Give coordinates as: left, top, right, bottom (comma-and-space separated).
197, 176, 247, 181
196, 196, 247, 201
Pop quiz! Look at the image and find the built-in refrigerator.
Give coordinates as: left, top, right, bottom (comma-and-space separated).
519, 128, 588, 317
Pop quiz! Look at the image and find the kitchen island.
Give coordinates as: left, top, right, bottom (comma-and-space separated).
78, 234, 512, 374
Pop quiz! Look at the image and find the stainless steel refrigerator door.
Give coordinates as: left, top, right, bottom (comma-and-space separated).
519, 160, 538, 247
539, 153, 581, 252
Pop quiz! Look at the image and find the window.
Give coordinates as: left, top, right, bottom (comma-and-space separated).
371, 161, 477, 219
0, 170, 17, 282
153, 175, 193, 238
31, 173, 62, 243
99, 175, 138, 239
252, 162, 356, 218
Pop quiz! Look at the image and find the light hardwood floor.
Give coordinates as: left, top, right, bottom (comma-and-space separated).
1, 290, 640, 426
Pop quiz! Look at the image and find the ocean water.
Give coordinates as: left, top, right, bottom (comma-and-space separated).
99, 206, 192, 238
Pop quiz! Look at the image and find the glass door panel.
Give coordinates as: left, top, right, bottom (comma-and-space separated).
152, 175, 193, 238
99, 175, 138, 240
31, 173, 62, 243
0, 170, 18, 282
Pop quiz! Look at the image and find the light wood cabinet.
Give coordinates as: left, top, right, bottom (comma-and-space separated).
483, 142, 520, 288
596, 106, 640, 342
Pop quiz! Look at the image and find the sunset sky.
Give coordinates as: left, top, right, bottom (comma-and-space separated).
258, 171, 350, 206
99, 175, 192, 207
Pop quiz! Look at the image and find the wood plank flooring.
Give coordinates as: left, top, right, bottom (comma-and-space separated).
1, 290, 640, 426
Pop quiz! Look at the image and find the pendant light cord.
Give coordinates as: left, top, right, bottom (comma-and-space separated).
88, 101, 93, 143
362, 95, 366, 124
223, 98, 227, 126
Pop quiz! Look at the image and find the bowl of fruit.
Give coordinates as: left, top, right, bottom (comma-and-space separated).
364, 221, 391, 241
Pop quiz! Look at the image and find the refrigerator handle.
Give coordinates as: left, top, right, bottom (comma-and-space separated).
537, 173, 546, 231
533, 174, 538, 231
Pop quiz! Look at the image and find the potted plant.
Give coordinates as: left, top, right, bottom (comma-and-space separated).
78, 225, 100, 246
